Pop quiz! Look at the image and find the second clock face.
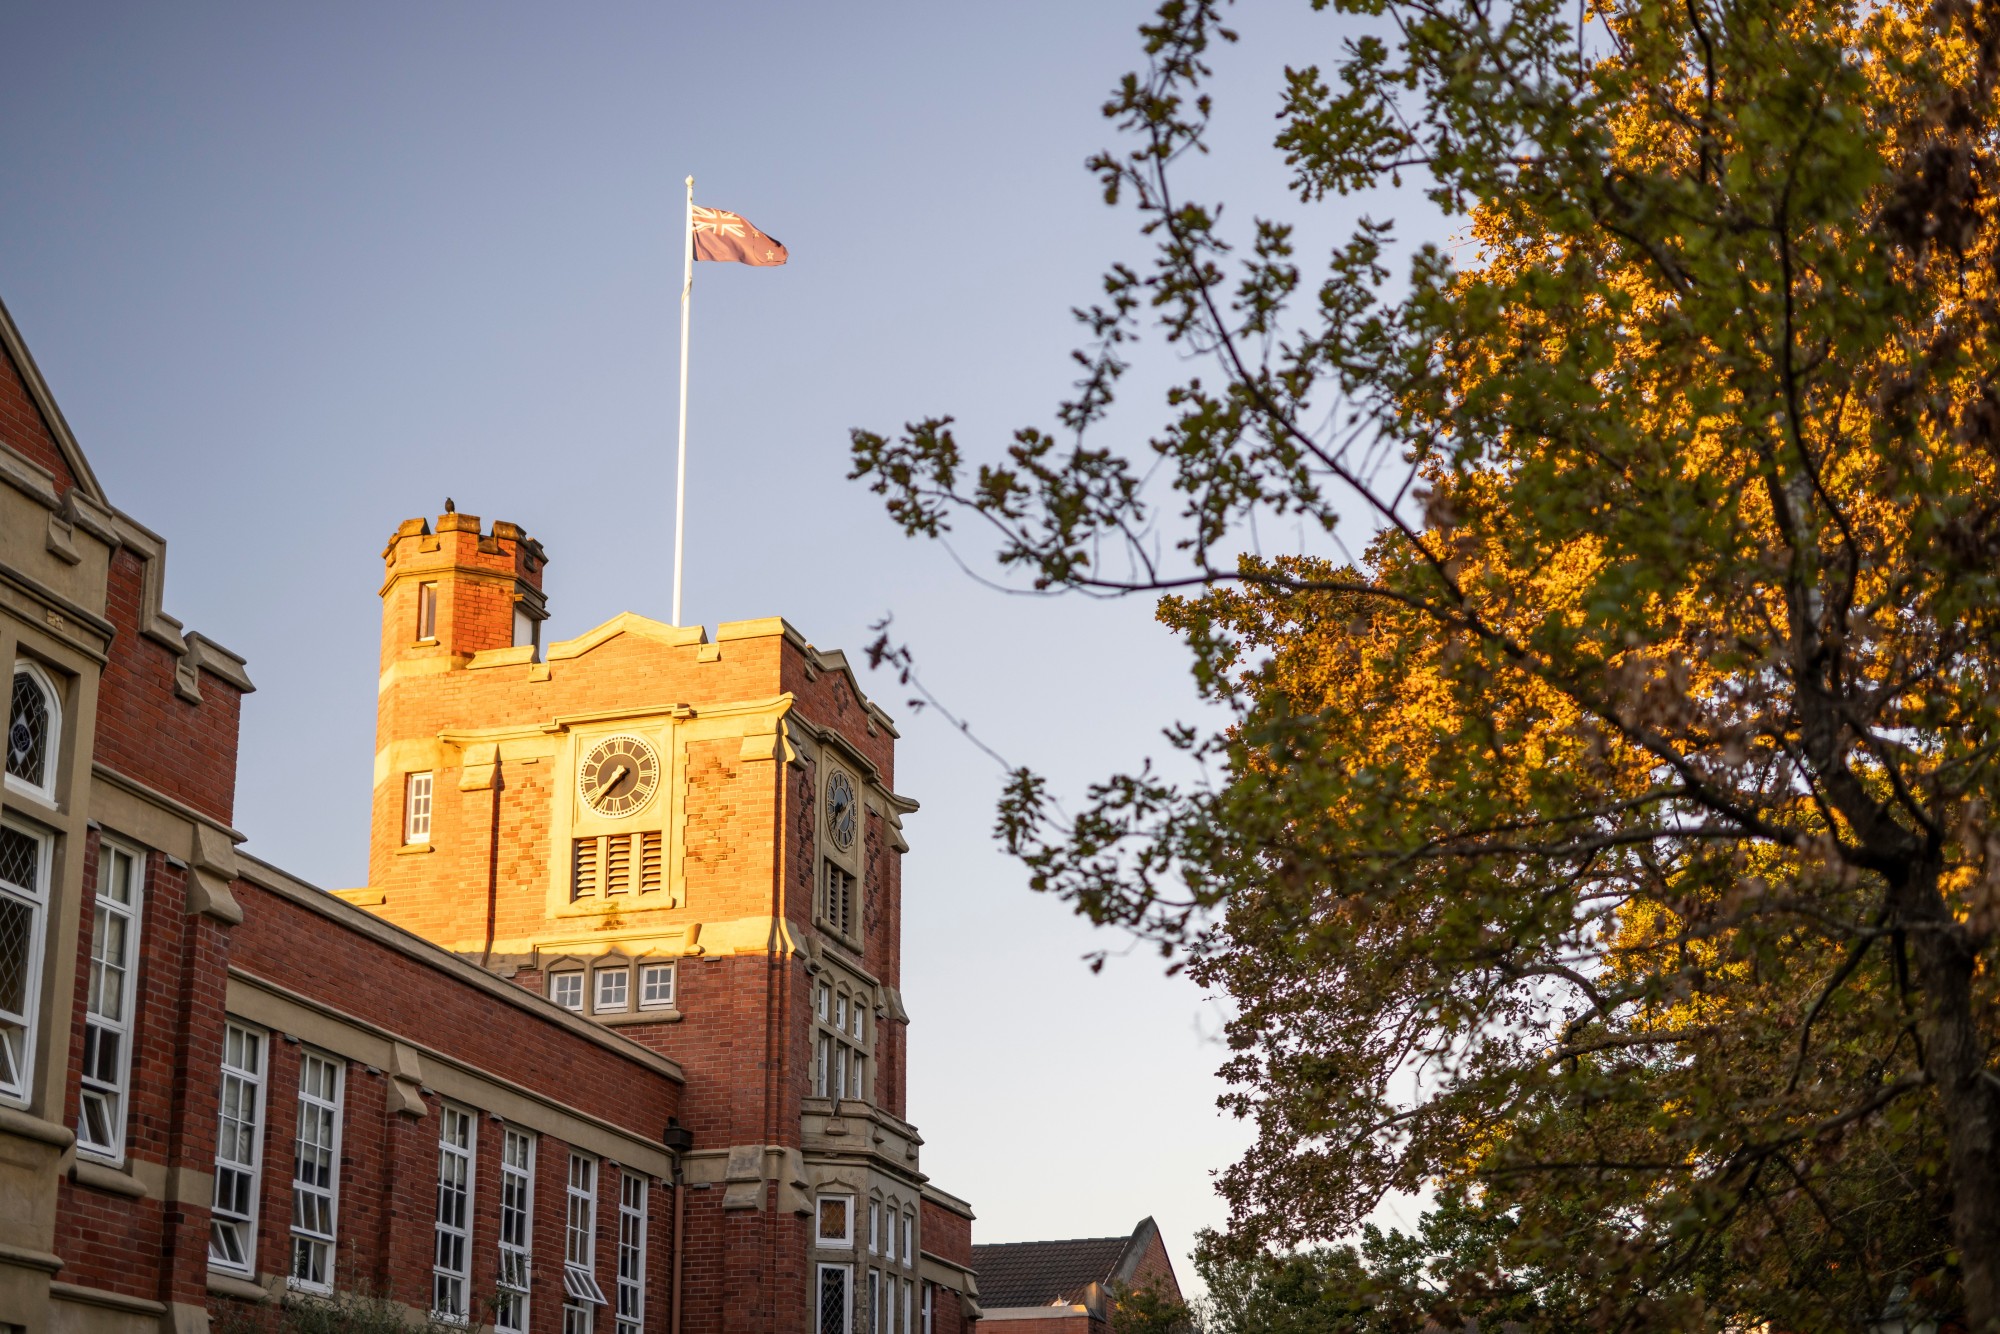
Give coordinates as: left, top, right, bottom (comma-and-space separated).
826, 770, 858, 851
579, 734, 660, 818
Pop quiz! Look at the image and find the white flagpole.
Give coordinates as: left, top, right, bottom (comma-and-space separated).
673, 174, 693, 627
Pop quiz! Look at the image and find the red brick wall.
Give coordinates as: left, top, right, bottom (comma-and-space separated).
920, 1200, 972, 1270
53, 841, 234, 1311
0, 334, 79, 493
227, 877, 679, 1138
929, 1286, 977, 1334
1124, 1230, 1183, 1302
92, 546, 243, 823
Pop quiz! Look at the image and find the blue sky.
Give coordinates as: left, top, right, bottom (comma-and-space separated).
1, 0, 1437, 1285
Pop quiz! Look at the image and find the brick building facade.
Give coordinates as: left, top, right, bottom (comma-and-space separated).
0, 290, 980, 1334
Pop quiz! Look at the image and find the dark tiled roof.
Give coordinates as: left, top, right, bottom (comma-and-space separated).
971, 1236, 1132, 1309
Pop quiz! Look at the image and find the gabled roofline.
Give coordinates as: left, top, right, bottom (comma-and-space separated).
0, 291, 109, 506
1110, 1216, 1167, 1290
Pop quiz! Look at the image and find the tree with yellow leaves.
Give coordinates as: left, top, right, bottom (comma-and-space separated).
853, 0, 2000, 1326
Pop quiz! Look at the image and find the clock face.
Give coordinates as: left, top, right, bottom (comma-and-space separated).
825, 770, 858, 852
578, 734, 660, 818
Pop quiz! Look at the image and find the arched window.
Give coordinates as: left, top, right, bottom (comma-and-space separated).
7, 662, 61, 801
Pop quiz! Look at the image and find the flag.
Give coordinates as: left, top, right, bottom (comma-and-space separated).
692, 206, 788, 266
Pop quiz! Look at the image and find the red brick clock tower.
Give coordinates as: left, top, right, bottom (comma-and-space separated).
344, 507, 975, 1334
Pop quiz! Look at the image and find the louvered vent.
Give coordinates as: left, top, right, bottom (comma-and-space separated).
571, 837, 600, 900
640, 830, 663, 893
605, 834, 632, 895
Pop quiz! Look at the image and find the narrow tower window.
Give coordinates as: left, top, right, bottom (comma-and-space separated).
78, 839, 143, 1158
406, 772, 434, 844
416, 582, 439, 641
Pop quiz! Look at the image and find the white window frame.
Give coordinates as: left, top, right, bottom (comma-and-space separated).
417, 581, 439, 641
0, 817, 50, 1108
884, 1201, 897, 1264
903, 1279, 915, 1334
812, 980, 872, 1108
406, 771, 434, 845
77, 838, 142, 1158
433, 1103, 477, 1321
595, 967, 629, 1014
868, 1199, 880, 1255
288, 1049, 344, 1293
922, 1283, 933, 1334
869, 1270, 881, 1334
550, 971, 585, 1013
6, 660, 61, 805
638, 962, 676, 1010
565, 1152, 608, 1306
818, 1264, 853, 1334
903, 1210, 915, 1268
817, 1193, 854, 1248
209, 1022, 268, 1275
498, 1127, 536, 1333
616, 1172, 647, 1334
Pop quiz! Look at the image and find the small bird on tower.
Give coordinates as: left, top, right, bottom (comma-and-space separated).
445, 498, 455, 513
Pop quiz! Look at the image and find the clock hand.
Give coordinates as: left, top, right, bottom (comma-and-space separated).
595, 762, 629, 798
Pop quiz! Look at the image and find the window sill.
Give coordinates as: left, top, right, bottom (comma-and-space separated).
397, 843, 434, 856
70, 1157, 148, 1198
2, 778, 61, 812
597, 1008, 682, 1027
207, 1271, 278, 1304
0, 1103, 74, 1149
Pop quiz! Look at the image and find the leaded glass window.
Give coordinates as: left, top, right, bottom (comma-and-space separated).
6, 665, 55, 796
0, 822, 49, 1105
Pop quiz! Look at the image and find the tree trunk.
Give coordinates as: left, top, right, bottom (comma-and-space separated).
1904, 865, 2000, 1332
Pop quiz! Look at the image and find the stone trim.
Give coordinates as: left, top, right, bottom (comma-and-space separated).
49, 1281, 169, 1317
0, 1103, 74, 1148
205, 1272, 278, 1304
69, 1158, 148, 1198
920, 1181, 976, 1219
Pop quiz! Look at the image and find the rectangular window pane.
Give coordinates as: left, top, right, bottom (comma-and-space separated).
406, 772, 434, 844
819, 1266, 851, 1334
595, 968, 629, 1013
566, 1152, 600, 1301
433, 1104, 476, 1319
616, 1172, 646, 1334
417, 582, 438, 640
639, 963, 675, 1009
0, 821, 49, 1103
498, 1127, 535, 1332
78, 842, 141, 1158
209, 1023, 265, 1273
552, 973, 584, 1012
289, 1051, 343, 1291
818, 1195, 852, 1246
